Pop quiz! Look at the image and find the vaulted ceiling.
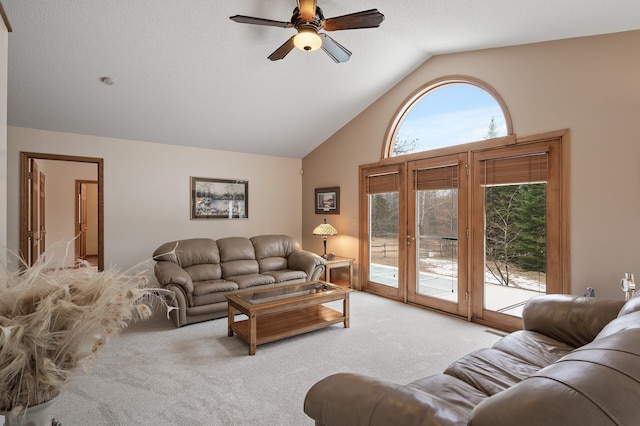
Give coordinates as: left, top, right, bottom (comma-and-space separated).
4, 1, 640, 158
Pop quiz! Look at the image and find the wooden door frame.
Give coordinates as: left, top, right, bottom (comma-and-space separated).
20, 152, 105, 271
406, 152, 470, 319
75, 180, 98, 263
470, 131, 569, 331
358, 163, 407, 302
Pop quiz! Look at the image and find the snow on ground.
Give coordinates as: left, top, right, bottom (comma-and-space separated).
421, 258, 546, 292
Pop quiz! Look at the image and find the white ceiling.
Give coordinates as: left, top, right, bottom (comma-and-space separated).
4, 1, 640, 158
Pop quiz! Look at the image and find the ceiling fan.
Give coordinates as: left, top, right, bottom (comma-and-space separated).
230, 0, 384, 63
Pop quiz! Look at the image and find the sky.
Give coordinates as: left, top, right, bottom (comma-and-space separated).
394, 83, 507, 154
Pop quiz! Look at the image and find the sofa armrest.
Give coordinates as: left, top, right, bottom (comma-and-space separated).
522, 294, 625, 347
154, 261, 194, 295
304, 373, 468, 426
288, 249, 326, 281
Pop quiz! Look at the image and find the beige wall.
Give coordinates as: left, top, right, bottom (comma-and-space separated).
8, 127, 303, 273
0, 20, 7, 267
302, 30, 640, 301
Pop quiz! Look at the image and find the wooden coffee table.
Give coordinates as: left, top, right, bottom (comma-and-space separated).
226, 281, 351, 355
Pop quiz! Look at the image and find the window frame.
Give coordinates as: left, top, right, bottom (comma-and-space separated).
382, 75, 514, 159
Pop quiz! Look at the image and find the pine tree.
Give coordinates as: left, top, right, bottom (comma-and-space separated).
512, 184, 546, 272
485, 116, 499, 139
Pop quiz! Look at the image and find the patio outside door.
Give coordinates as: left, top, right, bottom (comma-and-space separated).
407, 153, 469, 318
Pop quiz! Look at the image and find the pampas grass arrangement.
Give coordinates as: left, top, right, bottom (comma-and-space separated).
0, 243, 173, 418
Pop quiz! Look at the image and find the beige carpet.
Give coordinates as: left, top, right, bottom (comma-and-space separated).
46, 291, 501, 425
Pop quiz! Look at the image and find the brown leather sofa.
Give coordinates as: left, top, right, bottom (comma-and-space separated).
304, 292, 640, 426
153, 235, 325, 327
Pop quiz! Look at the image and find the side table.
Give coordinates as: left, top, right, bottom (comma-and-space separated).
322, 256, 354, 288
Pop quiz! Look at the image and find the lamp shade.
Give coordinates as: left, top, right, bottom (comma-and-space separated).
313, 219, 337, 236
294, 29, 322, 51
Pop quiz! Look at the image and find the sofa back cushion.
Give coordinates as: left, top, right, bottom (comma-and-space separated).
595, 310, 640, 341
217, 237, 259, 277
184, 264, 222, 282
251, 235, 299, 272
153, 238, 220, 268
618, 291, 640, 317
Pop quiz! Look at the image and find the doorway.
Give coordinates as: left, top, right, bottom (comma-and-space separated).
20, 152, 104, 270
75, 180, 99, 266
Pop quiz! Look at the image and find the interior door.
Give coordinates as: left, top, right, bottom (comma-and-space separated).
75, 181, 99, 266
39, 172, 46, 258
29, 160, 40, 264
407, 153, 469, 317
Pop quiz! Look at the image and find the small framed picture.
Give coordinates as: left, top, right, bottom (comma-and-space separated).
191, 177, 248, 219
315, 187, 340, 215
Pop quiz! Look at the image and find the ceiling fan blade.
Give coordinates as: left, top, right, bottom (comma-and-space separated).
323, 9, 385, 31
230, 15, 293, 29
297, 0, 317, 21
268, 36, 296, 61
319, 33, 351, 63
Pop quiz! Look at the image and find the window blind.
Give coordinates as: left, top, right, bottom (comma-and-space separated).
366, 172, 399, 194
413, 164, 458, 191
480, 152, 548, 186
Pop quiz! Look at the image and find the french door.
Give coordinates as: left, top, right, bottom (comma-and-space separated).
406, 153, 469, 318
360, 134, 567, 330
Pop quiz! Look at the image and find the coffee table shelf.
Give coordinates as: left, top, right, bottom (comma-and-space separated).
230, 305, 345, 346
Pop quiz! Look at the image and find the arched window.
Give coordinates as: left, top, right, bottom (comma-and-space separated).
387, 78, 512, 157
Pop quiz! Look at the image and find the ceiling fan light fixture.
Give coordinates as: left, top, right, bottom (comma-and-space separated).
293, 28, 322, 51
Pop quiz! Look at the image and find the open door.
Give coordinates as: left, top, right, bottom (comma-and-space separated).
29, 159, 40, 264
75, 181, 99, 266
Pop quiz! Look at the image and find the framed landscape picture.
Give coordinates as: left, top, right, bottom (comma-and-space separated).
191, 177, 248, 219
315, 186, 340, 214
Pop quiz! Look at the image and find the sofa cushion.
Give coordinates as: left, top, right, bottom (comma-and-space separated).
594, 310, 640, 340
408, 374, 488, 414
470, 375, 619, 426
491, 330, 575, 368
153, 238, 220, 267
184, 264, 222, 282
221, 259, 259, 277
251, 235, 299, 259
618, 291, 640, 316
444, 348, 540, 396
192, 279, 238, 297
227, 273, 275, 289
217, 237, 255, 262
257, 256, 288, 273
263, 269, 308, 283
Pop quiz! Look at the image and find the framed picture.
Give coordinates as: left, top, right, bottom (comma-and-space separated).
191, 177, 248, 219
315, 186, 340, 214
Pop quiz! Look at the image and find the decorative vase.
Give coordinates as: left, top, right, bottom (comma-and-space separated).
1, 397, 58, 426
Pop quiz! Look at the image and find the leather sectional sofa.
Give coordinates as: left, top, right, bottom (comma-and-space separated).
153, 235, 325, 327
304, 291, 640, 425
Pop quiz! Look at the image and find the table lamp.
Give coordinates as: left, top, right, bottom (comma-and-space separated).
313, 219, 337, 259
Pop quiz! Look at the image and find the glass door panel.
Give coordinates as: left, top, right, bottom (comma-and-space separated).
369, 192, 400, 288
361, 164, 405, 301
416, 187, 458, 301
484, 183, 546, 317
408, 154, 468, 317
